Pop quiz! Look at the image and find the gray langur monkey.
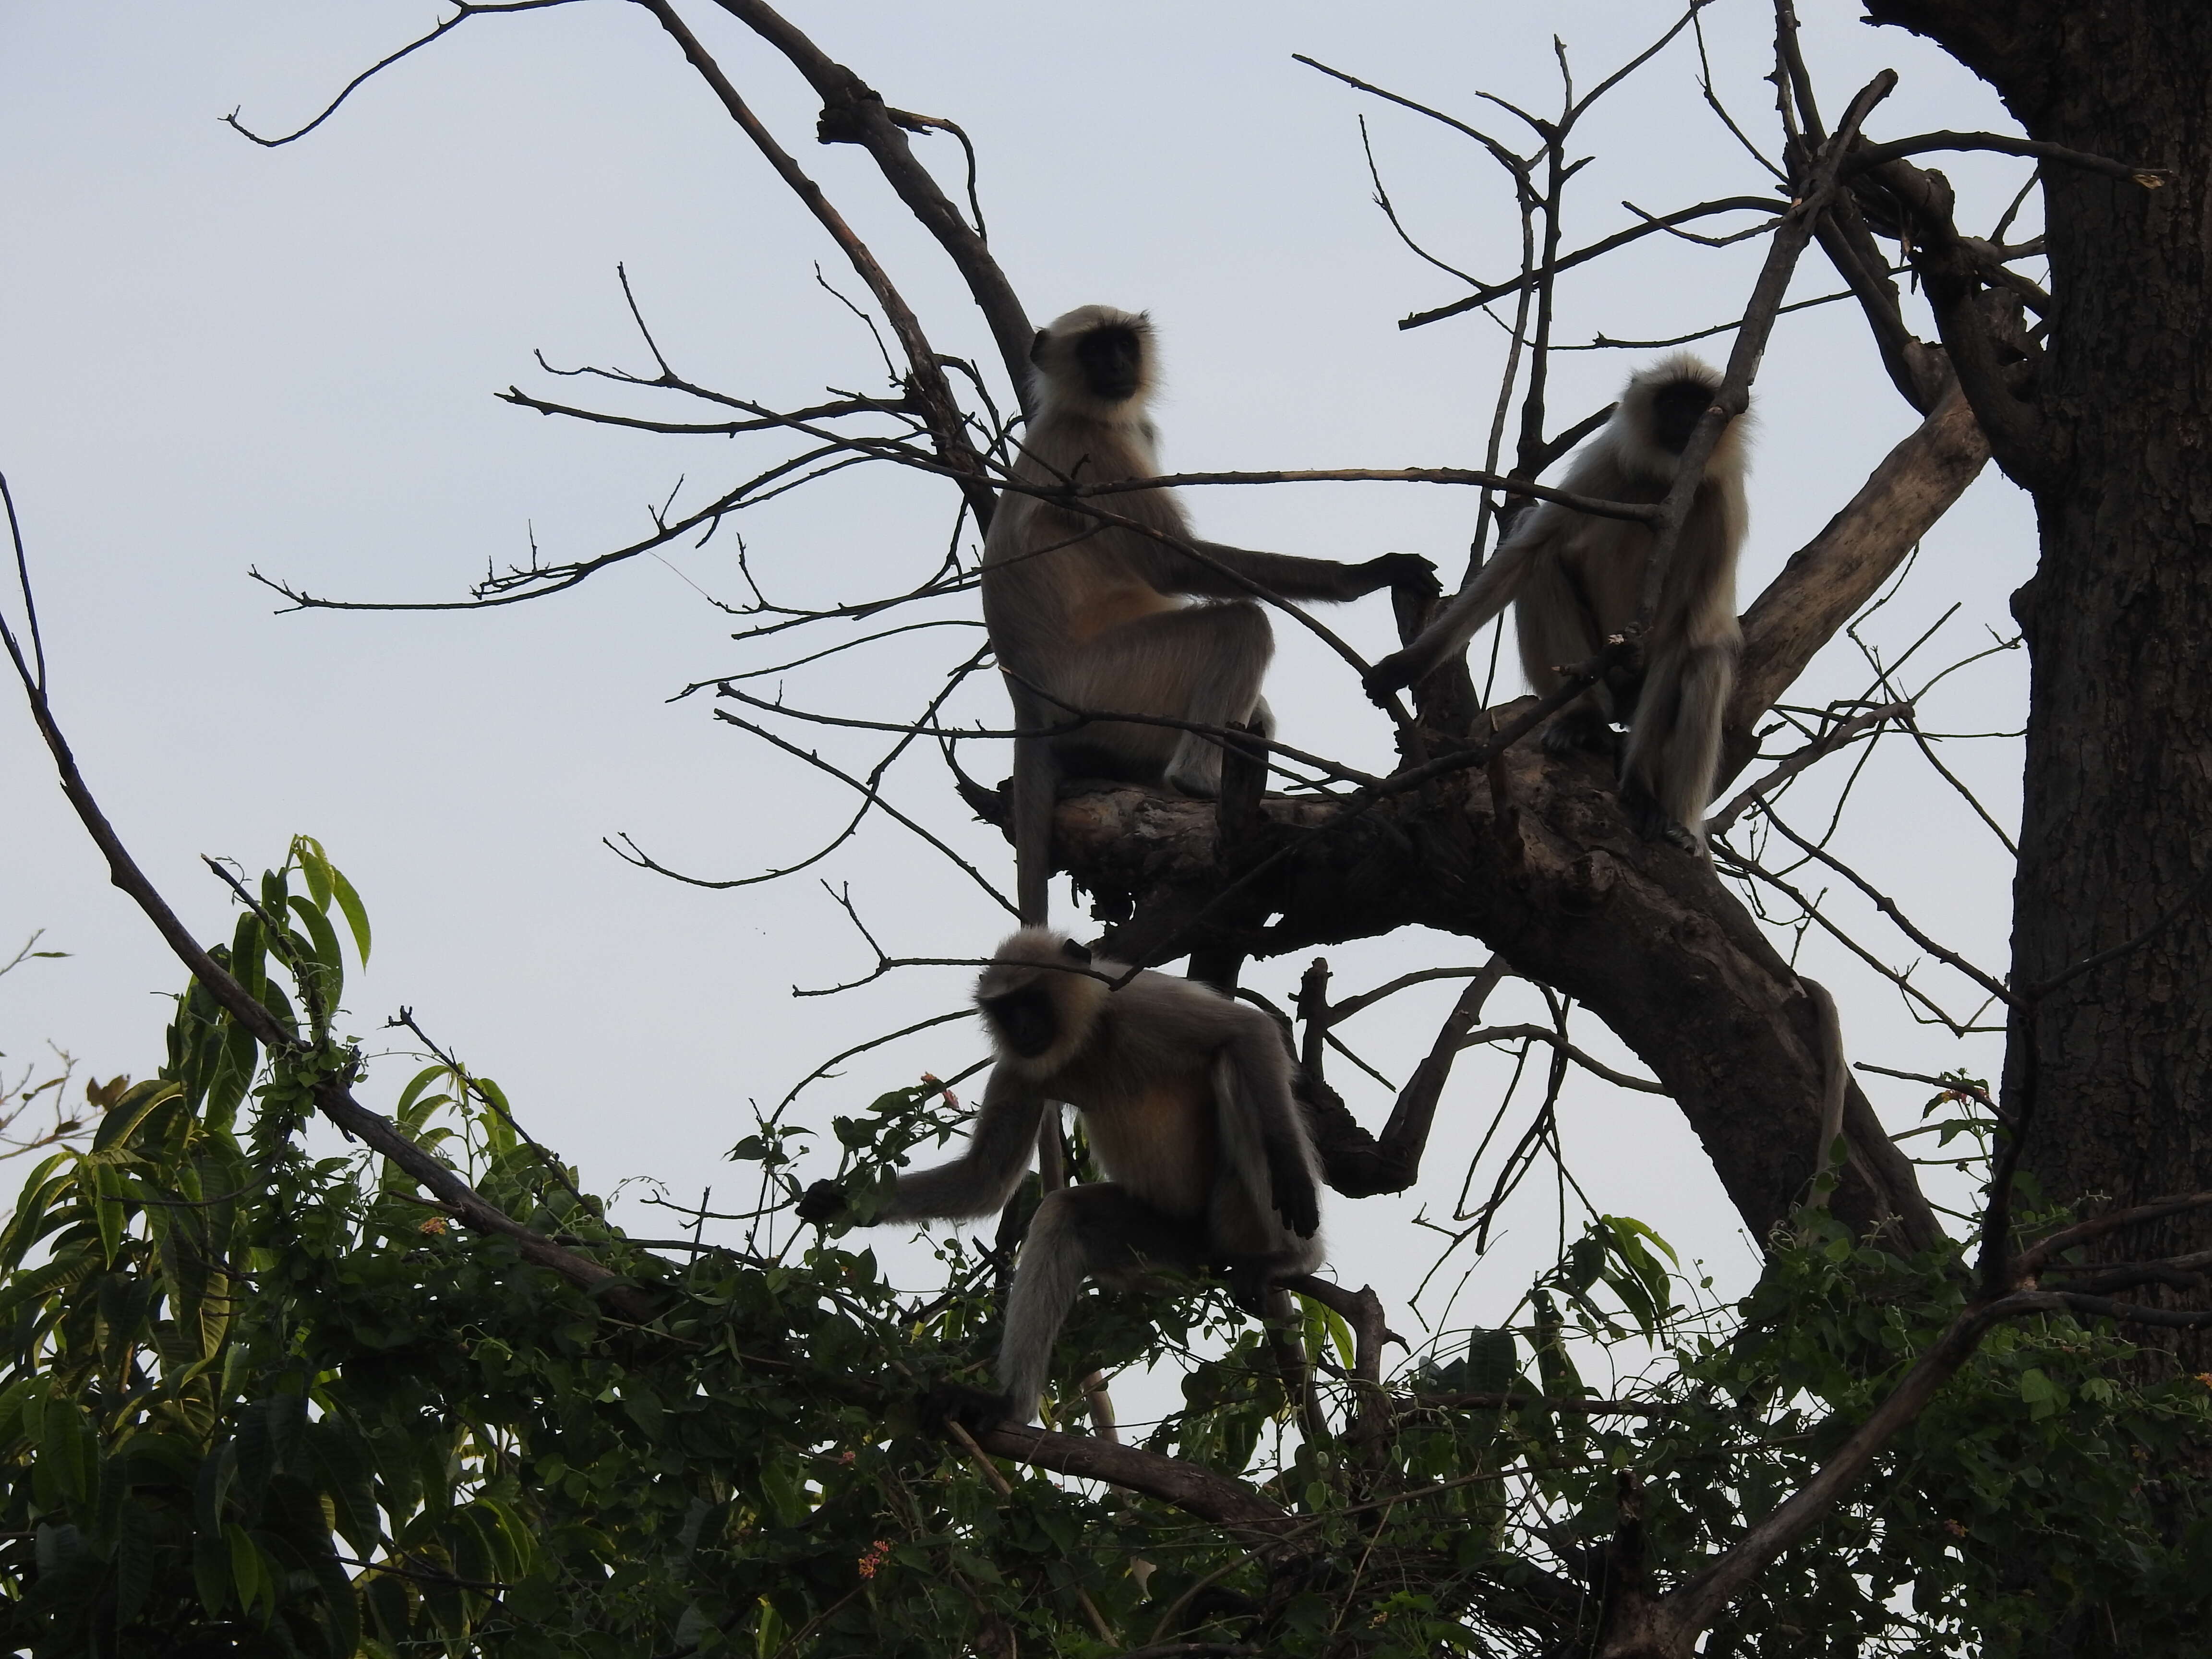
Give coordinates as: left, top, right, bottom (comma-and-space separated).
1364, 354, 1749, 853
987, 305, 1439, 922
797, 927, 1325, 1426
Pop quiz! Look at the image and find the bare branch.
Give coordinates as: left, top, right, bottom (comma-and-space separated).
629, 0, 994, 521
1755, 806, 2014, 1004
1847, 130, 2175, 187
1635, 72, 1899, 631
222, 2, 584, 148
1726, 382, 1990, 783
1707, 701, 1910, 834
1400, 198, 1785, 330
703, 0, 1035, 401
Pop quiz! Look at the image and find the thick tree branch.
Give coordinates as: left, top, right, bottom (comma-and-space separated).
971, 1422, 1297, 1540
1723, 381, 1990, 784
1859, 153, 2055, 487
1052, 734, 1941, 1251
1298, 962, 1511, 1197
1636, 72, 1898, 628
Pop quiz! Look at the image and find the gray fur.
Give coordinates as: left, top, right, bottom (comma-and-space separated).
863, 927, 1325, 1421
1372, 353, 1749, 852
987, 304, 1425, 922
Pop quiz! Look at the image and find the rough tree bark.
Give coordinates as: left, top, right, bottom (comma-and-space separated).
1054, 713, 1939, 1253
1866, 1, 2212, 1363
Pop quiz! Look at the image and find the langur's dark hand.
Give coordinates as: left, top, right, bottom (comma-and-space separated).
1363, 552, 1440, 598
795, 1179, 849, 1224
1361, 650, 1417, 705
1273, 1177, 1321, 1240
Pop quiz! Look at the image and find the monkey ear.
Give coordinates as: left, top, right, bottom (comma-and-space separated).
1030, 329, 1051, 365
1060, 939, 1093, 964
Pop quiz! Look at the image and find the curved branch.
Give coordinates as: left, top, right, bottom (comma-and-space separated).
1847, 129, 2174, 186
1399, 197, 1785, 329
3, 583, 656, 1320
628, 0, 995, 522
703, 0, 1036, 403
971, 1421, 1297, 1540
222, 1, 584, 148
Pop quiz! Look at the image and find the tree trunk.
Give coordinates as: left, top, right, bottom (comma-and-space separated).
1870, 2, 2212, 1360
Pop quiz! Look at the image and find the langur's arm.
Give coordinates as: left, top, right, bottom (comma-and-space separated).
882, 1068, 1048, 1222
1211, 1030, 1321, 1238
1361, 535, 1539, 698
1154, 540, 1439, 606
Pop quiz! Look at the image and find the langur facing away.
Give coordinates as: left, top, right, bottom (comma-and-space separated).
986, 305, 1438, 921
798, 927, 1326, 1425
1365, 353, 1749, 853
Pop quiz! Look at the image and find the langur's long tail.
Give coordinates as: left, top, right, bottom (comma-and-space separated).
1009, 692, 1059, 926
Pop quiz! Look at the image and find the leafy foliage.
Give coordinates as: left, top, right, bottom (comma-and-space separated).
1, 846, 2208, 1657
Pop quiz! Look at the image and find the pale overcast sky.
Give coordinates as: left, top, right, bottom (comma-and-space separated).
2, 1, 2032, 1334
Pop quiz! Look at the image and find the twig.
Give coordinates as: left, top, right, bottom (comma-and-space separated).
1707, 702, 1908, 833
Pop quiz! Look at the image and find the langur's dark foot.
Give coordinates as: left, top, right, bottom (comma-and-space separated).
1620, 786, 1703, 854
1539, 707, 1618, 758
1223, 1260, 1277, 1318
921, 1382, 1016, 1436
795, 1179, 849, 1224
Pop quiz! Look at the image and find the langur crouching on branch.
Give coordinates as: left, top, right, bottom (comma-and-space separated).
1365, 353, 1749, 854
988, 304, 1439, 922
798, 928, 1326, 1427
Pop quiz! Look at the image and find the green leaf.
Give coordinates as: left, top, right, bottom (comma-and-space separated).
192, 1531, 232, 1616
311, 1417, 382, 1557
289, 894, 347, 1011
1296, 1292, 1355, 1371
328, 864, 372, 965
227, 1522, 268, 1617
308, 1544, 364, 1659
91, 1079, 184, 1154
113, 1500, 159, 1624
294, 834, 335, 912
40, 1392, 95, 1505
92, 1161, 126, 1265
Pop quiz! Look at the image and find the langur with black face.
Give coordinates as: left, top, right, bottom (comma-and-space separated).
1365, 354, 1749, 853
987, 305, 1438, 922
798, 928, 1325, 1426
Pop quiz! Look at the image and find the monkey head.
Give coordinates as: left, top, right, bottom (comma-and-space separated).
1615, 352, 1750, 483
1030, 305, 1155, 419
975, 927, 1113, 1074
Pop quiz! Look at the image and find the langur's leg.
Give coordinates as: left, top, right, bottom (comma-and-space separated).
997, 1186, 1208, 1421
1619, 642, 1734, 853
1513, 557, 1614, 757
1049, 603, 1273, 798
1159, 603, 1274, 796
1005, 679, 1060, 926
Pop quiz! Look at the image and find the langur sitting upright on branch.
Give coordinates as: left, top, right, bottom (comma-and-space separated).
798, 927, 1326, 1426
1366, 353, 1749, 853
986, 305, 1438, 922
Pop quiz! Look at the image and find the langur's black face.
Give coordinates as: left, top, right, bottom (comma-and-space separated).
1073, 324, 1145, 404
982, 985, 1058, 1059
1648, 379, 1712, 454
